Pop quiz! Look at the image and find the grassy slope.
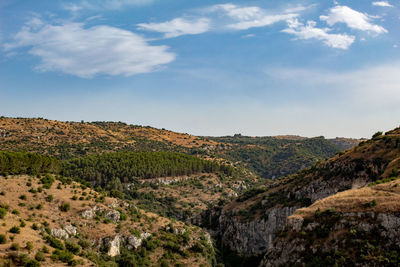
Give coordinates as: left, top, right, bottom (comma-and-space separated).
0, 175, 215, 266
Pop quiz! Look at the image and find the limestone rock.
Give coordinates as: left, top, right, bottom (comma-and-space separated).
51, 228, 69, 239
64, 224, 77, 236
105, 210, 120, 223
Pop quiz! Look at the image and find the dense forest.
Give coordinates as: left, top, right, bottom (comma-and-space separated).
0, 151, 60, 175
208, 136, 340, 178
61, 151, 233, 189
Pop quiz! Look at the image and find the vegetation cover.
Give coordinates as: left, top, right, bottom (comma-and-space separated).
0, 151, 60, 176
208, 135, 340, 178
61, 151, 233, 187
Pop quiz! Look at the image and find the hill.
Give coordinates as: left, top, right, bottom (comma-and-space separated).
207, 135, 342, 179
0, 174, 216, 266
205, 127, 400, 265
0, 117, 355, 180
262, 178, 400, 266
0, 117, 217, 159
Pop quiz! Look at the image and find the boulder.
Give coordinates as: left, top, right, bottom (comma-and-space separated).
51, 228, 69, 239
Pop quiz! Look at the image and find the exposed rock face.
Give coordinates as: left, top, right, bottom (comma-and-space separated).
80, 205, 103, 219
101, 235, 122, 257
105, 210, 120, 223
126, 232, 150, 250
51, 228, 69, 239
209, 147, 391, 258
216, 206, 298, 256
64, 224, 77, 236
260, 211, 400, 267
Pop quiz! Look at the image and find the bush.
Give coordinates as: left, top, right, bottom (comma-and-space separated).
25, 259, 41, 267
26, 241, 33, 252
10, 243, 20, 250
9, 226, 20, 234
35, 251, 46, 261
0, 207, 7, 219
40, 174, 54, 189
0, 234, 6, 244
372, 131, 383, 139
51, 249, 74, 263
65, 241, 80, 255
45, 195, 53, 202
59, 202, 70, 212
45, 236, 64, 250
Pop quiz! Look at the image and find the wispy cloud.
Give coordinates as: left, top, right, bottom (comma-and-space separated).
372, 1, 393, 7
211, 3, 299, 30
265, 62, 400, 106
137, 18, 211, 38
320, 5, 387, 34
64, 0, 153, 12
5, 19, 175, 78
282, 19, 355, 49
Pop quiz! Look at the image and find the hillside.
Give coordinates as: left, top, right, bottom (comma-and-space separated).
0, 117, 217, 159
207, 135, 342, 179
205, 127, 400, 265
0, 117, 354, 181
262, 178, 400, 266
0, 174, 216, 266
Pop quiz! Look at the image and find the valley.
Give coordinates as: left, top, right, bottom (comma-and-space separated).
1, 117, 397, 267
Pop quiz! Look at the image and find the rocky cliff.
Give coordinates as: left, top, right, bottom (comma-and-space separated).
261, 179, 400, 266
209, 128, 400, 259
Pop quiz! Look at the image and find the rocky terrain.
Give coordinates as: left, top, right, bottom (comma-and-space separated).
262, 178, 400, 266
206, 128, 400, 265
0, 175, 215, 266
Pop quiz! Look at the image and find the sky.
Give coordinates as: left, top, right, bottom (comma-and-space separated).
1, 0, 400, 138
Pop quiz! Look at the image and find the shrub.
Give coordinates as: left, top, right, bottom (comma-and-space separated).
65, 241, 81, 255
0, 207, 7, 219
26, 241, 33, 252
40, 174, 54, 189
59, 202, 70, 212
51, 249, 74, 263
9, 226, 20, 234
372, 131, 383, 139
45, 195, 53, 202
19, 195, 27, 201
0, 234, 6, 244
25, 259, 41, 267
12, 209, 20, 215
45, 236, 64, 250
35, 251, 46, 261
10, 243, 20, 250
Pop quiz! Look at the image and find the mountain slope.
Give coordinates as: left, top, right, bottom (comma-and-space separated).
0, 174, 215, 266
262, 178, 400, 266
1, 117, 353, 181
207, 128, 400, 261
0, 117, 217, 159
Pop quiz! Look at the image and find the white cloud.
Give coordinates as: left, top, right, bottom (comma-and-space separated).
211, 3, 299, 30
372, 1, 393, 7
137, 18, 211, 38
320, 5, 387, 34
282, 19, 355, 49
64, 0, 153, 12
5, 20, 175, 78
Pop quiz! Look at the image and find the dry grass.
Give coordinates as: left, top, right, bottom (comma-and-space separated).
0, 175, 210, 266
291, 179, 400, 220
0, 117, 218, 151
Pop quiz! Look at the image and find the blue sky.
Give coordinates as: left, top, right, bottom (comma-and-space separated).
1, 0, 399, 138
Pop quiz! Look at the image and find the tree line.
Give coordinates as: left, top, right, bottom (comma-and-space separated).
0, 151, 60, 176
61, 151, 233, 187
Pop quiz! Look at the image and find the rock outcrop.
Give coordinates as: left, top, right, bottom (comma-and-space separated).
215, 206, 298, 256
51, 228, 69, 239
